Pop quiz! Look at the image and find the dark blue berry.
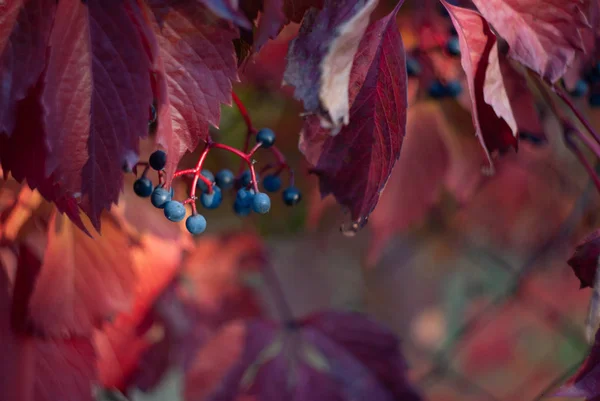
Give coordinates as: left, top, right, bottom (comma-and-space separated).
201, 186, 223, 209
196, 170, 215, 193
233, 200, 252, 216
256, 128, 276, 148
428, 80, 447, 98
570, 79, 589, 98
215, 169, 235, 190
252, 193, 271, 214
236, 188, 255, 209
164, 201, 186, 222
445, 80, 462, 97
406, 58, 421, 77
151, 187, 172, 208
149, 150, 167, 171
590, 93, 600, 107
186, 214, 207, 235
446, 36, 460, 56
238, 169, 259, 188
262, 175, 282, 192
282, 187, 302, 206
133, 177, 153, 197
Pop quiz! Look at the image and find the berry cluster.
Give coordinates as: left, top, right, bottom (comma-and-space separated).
129, 94, 301, 236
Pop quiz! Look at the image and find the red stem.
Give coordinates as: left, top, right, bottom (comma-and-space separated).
564, 129, 600, 193
232, 92, 254, 135
554, 85, 600, 146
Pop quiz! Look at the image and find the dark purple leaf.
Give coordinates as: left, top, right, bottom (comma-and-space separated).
568, 231, 600, 289
198, 0, 252, 29
254, 0, 285, 50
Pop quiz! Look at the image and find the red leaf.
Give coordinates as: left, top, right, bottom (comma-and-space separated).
199, 0, 252, 29
254, 0, 285, 50
42, 0, 153, 230
283, 0, 384, 128
0, 0, 55, 137
299, 5, 406, 230
146, 0, 239, 183
196, 310, 421, 401
283, 0, 324, 23
0, 267, 97, 401
26, 211, 136, 337
442, 1, 516, 171
471, 0, 590, 83
568, 231, 600, 289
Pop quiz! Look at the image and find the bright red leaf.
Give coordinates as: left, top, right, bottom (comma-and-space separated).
284, 0, 383, 128
1, 262, 97, 401
0, 0, 55, 137
194, 310, 421, 401
42, 0, 153, 230
568, 231, 600, 289
147, 0, 239, 183
471, 0, 590, 83
442, 1, 517, 171
299, 4, 406, 231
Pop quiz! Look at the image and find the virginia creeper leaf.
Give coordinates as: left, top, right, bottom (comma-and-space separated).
299, 4, 406, 230
26, 211, 135, 337
568, 231, 600, 289
199, 0, 252, 29
146, 0, 239, 182
42, 0, 153, 230
284, 0, 382, 129
0, 267, 97, 401
471, 0, 590, 83
254, 0, 285, 50
442, 1, 516, 171
0, 0, 55, 137
283, 0, 324, 23
200, 310, 421, 401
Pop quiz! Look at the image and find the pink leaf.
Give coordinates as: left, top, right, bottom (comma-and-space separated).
254, 0, 286, 50
146, 0, 239, 182
284, 0, 383, 128
42, 0, 153, 230
0, 0, 55, 137
442, 1, 516, 172
298, 4, 406, 230
471, 0, 590, 83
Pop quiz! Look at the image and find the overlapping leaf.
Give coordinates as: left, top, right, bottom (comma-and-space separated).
299, 4, 406, 230
442, 1, 516, 171
254, 0, 285, 50
146, 0, 239, 183
284, 0, 382, 128
42, 0, 153, 230
471, 0, 590, 83
194, 310, 421, 401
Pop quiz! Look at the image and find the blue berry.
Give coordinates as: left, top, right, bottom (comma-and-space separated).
252, 193, 271, 214
590, 93, 600, 107
406, 58, 421, 77
186, 214, 207, 235
236, 188, 255, 208
282, 187, 302, 206
256, 128, 276, 148
151, 187, 172, 208
238, 169, 259, 188
570, 79, 589, 98
149, 150, 167, 171
233, 200, 252, 216
196, 170, 215, 193
164, 201, 186, 222
262, 175, 282, 192
446, 36, 460, 56
133, 177, 153, 197
428, 80, 447, 98
215, 169, 235, 190
445, 80, 462, 97
201, 186, 223, 209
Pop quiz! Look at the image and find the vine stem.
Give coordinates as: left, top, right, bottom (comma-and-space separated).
554, 84, 600, 146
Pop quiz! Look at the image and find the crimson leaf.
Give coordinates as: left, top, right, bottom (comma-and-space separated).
283, 0, 324, 23
568, 231, 600, 289
42, 0, 153, 230
298, 4, 406, 231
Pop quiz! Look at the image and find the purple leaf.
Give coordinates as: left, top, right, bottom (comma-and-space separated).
298, 4, 407, 230
254, 0, 286, 50
198, 0, 252, 29
283, 0, 383, 128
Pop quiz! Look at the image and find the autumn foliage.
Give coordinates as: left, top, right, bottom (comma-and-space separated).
3, 0, 600, 400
